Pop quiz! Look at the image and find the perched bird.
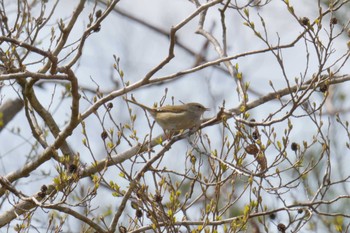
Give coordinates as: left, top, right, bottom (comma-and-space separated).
125, 98, 209, 131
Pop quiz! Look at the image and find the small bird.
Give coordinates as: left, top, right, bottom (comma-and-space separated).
125, 98, 209, 131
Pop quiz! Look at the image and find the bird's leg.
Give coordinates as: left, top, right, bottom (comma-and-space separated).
163, 130, 172, 140
164, 129, 181, 140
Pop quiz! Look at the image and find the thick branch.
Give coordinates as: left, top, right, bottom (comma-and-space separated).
0, 98, 23, 132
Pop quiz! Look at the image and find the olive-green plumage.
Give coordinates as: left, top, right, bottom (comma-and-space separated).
125, 99, 208, 131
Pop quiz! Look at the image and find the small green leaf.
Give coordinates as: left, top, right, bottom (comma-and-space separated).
277, 141, 282, 150
243, 8, 249, 17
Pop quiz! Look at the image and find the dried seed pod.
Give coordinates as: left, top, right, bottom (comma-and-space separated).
255, 151, 267, 172
319, 83, 328, 93
41, 185, 48, 193
300, 17, 310, 25
95, 9, 102, 19
68, 164, 77, 173
101, 131, 108, 140
245, 144, 259, 155
107, 102, 113, 109
252, 129, 260, 140
277, 223, 286, 233
330, 17, 337, 25
291, 142, 298, 151
136, 209, 143, 218
154, 193, 163, 203
119, 226, 127, 233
